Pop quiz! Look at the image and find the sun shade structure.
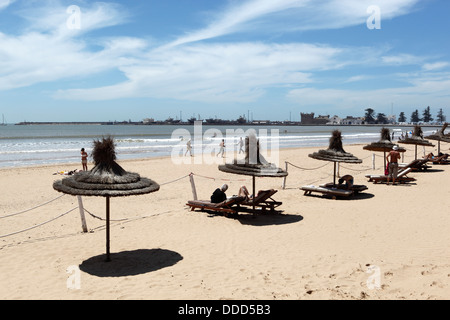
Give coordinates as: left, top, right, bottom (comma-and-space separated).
424, 123, 450, 154
309, 130, 362, 185
363, 128, 406, 170
53, 137, 160, 261
398, 125, 435, 160
218, 134, 287, 213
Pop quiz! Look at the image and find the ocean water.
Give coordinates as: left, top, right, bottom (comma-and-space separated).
0, 124, 436, 169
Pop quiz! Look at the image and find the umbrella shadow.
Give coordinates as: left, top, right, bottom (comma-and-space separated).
304, 192, 375, 201
236, 212, 304, 226
79, 249, 183, 277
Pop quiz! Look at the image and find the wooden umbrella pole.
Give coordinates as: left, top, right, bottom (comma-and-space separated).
333, 162, 336, 186
252, 175, 256, 214
106, 196, 111, 262
415, 145, 418, 160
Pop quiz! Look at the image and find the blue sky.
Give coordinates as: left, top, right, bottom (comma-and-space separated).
0, 0, 449, 123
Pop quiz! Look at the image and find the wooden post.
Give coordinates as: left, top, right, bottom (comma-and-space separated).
189, 174, 198, 201
77, 196, 88, 233
372, 153, 376, 170
333, 162, 336, 186
252, 175, 256, 215
106, 196, 111, 262
282, 162, 288, 189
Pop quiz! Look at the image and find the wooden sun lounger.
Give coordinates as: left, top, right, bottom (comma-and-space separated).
186, 196, 246, 215
365, 167, 416, 184
398, 159, 430, 172
301, 185, 353, 199
239, 189, 282, 212
430, 155, 450, 165
320, 183, 368, 194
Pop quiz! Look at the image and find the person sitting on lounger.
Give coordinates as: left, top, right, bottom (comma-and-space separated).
338, 175, 354, 190
211, 184, 228, 203
238, 185, 265, 201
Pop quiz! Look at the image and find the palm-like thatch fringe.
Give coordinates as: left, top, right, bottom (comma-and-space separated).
218, 133, 287, 177
53, 137, 160, 197
309, 130, 362, 164
425, 123, 450, 143
363, 128, 406, 152
398, 125, 435, 147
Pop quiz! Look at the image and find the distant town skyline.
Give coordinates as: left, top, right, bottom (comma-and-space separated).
0, 0, 449, 123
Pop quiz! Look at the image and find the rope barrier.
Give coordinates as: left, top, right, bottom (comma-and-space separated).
83, 208, 128, 222
159, 174, 191, 186
0, 194, 66, 219
0, 207, 77, 239
286, 161, 330, 171
191, 172, 249, 182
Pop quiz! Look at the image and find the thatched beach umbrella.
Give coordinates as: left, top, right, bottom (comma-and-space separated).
424, 123, 450, 154
53, 137, 160, 261
309, 130, 362, 185
363, 128, 406, 170
398, 125, 435, 160
218, 134, 287, 213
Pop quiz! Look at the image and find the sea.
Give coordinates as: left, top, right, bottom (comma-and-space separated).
0, 124, 438, 169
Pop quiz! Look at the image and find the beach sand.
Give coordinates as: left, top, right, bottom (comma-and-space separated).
1, 144, 449, 300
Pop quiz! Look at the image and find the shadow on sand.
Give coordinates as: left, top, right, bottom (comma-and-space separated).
303, 191, 376, 201
202, 209, 303, 227
235, 212, 304, 226
79, 249, 183, 277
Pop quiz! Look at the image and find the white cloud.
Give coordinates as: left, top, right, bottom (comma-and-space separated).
288, 72, 450, 112
422, 62, 449, 71
166, 0, 420, 47
0, 2, 140, 91
55, 42, 344, 102
381, 54, 424, 65
0, 0, 14, 11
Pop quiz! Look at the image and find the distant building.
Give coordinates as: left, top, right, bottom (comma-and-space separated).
327, 115, 342, 125
341, 116, 364, 125
143, 118, 155, 124
387, 115, 396, 124
300, 113, 330, 125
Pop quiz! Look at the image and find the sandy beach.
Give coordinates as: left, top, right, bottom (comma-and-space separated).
1, 143, 449, 300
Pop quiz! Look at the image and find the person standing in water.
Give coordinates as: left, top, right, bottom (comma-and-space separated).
81, 148, 88, 171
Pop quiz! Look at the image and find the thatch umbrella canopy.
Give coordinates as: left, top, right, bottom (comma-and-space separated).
218, 134, 287, 212
53, 137, 160, 261
398, 125, 435, 160
424, 123, 450, 154
363, 128, 406, 169
309, 130, 362, 185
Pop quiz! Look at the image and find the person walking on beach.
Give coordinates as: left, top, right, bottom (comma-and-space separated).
81, 148, 88, 171
217, 139, 225, 158
185, 139, 193, 157
237, 137, 244, 154
386, 145, 401, 185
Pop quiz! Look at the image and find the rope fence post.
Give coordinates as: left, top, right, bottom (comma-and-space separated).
372, 153, 375, 170
282, 162, 288, 189
189, 173, 198, 201
77, 196, 88, 233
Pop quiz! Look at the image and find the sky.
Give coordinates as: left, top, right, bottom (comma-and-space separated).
0, 0, 449, 123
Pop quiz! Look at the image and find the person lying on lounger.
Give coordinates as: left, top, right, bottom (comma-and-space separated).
425, 152, 449, 160
237, 185, 266, 201
338, 175, 354, 190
